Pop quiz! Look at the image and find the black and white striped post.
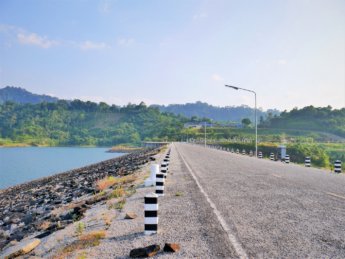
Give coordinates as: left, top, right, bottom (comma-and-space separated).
161, 163, 168, 178
258, 151, 263, 159
144, 193, 158, 235
334, 160, 342, 173
285, 155, 290, 163
163, 157, 169, 166
155, 173, 165, 196
305, 157, 311, 167
270, 152, 274, 161
242, 149, 246, 155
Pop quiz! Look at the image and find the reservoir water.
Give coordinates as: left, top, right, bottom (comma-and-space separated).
0, 147, 123, 190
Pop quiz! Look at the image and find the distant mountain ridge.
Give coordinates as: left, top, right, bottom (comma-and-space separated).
0, 86, 58, 104
152, 101, 280, 122
1, 86, 280, 122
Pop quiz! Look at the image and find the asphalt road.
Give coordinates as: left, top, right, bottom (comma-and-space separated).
174, 142, 345, 258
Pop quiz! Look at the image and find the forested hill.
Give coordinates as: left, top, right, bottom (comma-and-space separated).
152, 101, 280, 122
261, 106, 345, 138
0, 101, 185, 146
0, 86, 58, 104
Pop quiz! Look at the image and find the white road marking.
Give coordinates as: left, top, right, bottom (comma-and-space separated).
325, 192, 345, 201
175, 144, 249, 259
271, 174, 283, 178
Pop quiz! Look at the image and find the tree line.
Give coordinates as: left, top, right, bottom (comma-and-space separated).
0, 100, 186, 146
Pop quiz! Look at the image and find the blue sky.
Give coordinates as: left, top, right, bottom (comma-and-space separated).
0, 0, 344, 110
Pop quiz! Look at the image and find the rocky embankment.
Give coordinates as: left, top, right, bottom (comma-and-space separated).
0, 148, 160, 251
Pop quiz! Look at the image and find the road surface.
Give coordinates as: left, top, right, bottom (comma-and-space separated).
173, 142, 345, 258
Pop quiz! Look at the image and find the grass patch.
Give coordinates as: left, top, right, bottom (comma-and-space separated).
126, 186, 137, 197
102, 214, 113, 228
109, 187, 125, 198
75, 222, 85, 236
96, 175, 137, 192
56, 230, 106, 258
96, 176, 118, 191
175, 191, 183, 197
108, 198, 126, 211
76, 252, 87, 259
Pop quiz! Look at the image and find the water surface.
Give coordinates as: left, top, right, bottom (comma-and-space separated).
0, 147, 123, 190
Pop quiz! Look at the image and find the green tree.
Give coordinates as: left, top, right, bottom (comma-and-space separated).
241, 118, 251, 128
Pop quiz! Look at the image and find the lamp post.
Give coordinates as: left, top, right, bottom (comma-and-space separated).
225, 85, 257, 157
204, 121, 207, 148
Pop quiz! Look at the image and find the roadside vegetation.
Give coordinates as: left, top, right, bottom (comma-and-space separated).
183, 106, 344, 170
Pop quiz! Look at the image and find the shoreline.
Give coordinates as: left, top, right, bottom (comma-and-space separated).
0, 147, 161, 251
0, 144, 112, 148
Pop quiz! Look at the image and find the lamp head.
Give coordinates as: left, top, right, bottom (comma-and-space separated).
225, 85, 239, 90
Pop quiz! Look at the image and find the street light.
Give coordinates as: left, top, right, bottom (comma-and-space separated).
225, 85, 258, 157
204, 121, 207, 148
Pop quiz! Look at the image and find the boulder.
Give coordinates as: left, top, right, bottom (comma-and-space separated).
129, 244, 160, 257
124, 212, 137, 219
163, 243, 180, 253
0, 238, 41, 259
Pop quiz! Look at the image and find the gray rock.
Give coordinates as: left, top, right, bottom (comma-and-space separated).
129, 244, 160, 257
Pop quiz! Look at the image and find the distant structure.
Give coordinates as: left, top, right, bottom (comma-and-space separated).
142, 142, 169, 148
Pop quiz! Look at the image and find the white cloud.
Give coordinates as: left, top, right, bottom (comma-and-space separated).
80, 41, 107, 50
277, 59, 287, 65
212, 74, 224, 81
193, 13, 208, 20
117, 37, 135, 47
17, 32, 58, 48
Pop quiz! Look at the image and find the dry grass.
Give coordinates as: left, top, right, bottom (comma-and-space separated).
110, 187, 125, 198
76, 252, 87, 259
126, 186, 137, 197
51, 201, 85, 217
96, 175, 137, 191
54, 230, 106, 259
117, 174, 137, 185
79, 230, 106, 241
102, 213, 113, 228
108, 198, 126, 211
75, 222, 85, 236
96, 176, 118, 191
175, 191, 183, 197
38, 220, 51, 230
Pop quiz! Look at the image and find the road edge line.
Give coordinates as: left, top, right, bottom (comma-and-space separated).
175, 143, 249, 259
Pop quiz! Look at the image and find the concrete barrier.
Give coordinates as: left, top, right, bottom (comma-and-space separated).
249, 150, 253, 157
145, 164, 159, 187
334, 160, 342, 173
144, 193, 158, 235
242, 149, 246, 155
305, 157, 311, 167
236, 149, 240, 154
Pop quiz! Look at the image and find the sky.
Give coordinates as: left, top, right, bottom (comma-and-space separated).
0, 0, 344, 111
